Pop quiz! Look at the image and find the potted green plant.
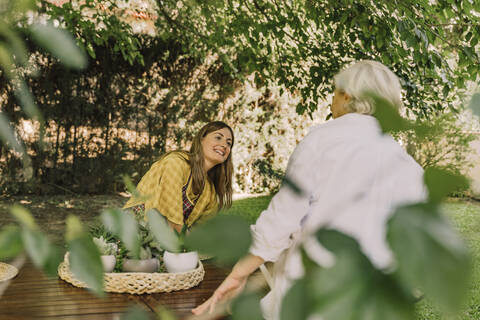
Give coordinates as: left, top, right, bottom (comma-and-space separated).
122, 246, 159, 273
146, 210, 199, 274
92, 236, 118, 273
121, 220, 161, 273
163, 225, 199, 273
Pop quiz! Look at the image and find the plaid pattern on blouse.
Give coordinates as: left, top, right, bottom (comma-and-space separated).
123, 151, 218, 226
182, 174, 197, 222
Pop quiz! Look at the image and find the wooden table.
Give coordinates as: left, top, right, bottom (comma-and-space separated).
0, 259, 230, 320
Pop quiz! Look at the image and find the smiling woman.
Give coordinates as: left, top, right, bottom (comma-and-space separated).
123, 121, 235, 232
201, 128, 233, 170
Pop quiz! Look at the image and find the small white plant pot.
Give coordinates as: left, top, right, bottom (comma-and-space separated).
101, 255, 116, 273
122, 258, 159, 273
163, 251, 199, 273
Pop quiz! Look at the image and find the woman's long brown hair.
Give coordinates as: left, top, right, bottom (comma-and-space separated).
189, 121, 234, 209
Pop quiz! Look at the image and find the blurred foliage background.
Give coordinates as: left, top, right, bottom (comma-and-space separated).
1, 0, 479, 197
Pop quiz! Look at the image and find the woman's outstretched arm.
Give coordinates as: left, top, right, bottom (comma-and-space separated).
191, 254, 265, 315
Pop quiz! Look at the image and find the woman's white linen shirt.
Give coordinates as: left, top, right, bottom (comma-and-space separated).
249, 113, 426, 270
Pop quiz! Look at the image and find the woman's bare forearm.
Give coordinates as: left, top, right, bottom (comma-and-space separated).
231, 254, 265, 279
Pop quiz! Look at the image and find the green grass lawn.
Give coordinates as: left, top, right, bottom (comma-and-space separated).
224, 195, 480, 320
219, 195, 272, 224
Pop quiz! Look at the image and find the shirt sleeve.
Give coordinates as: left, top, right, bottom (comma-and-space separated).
143, 155, 188, 225
249, 139, 316, 262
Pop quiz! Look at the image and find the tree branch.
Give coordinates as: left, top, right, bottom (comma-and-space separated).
395, 0, 480, 63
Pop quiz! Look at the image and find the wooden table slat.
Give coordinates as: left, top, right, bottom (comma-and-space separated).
0, 259, 230, 320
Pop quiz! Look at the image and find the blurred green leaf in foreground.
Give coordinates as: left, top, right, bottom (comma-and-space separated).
66, 215, 104, 296
469, 92, 480, 118
7, 205, 62, 277
186, 215, 252, 266
281, 230, 415, 320
101, 208, 140, 259
388, 203, 470, 315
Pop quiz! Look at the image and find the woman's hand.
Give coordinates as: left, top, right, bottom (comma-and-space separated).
192, 254, 265, 316
191, 272, 247, 315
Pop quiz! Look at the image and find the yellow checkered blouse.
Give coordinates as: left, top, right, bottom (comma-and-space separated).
123, 151, 219, 226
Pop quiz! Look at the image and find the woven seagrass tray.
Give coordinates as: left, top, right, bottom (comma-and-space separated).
0, 262, 18, 282
58, 254, 204, 294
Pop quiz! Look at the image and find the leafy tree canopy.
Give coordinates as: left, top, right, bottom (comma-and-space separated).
149, 0, 480, 117
21, 0, 478, 118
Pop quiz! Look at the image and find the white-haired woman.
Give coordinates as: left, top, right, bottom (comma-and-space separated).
193, 61, 426, 319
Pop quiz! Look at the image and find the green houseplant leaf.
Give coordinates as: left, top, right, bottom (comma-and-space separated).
282, 230, 415, 320
280, 278, 310, 320
21, 229, 51, 268
122, 175, 145, 200
387, 203, 470, 314
370, 92, 411, 133
146, 209, 180, 253
231, 291, 264, 320
101, 208, 140, 259
41, 245, 64, 278
29, 23, 87, 70
0, 44, 15, 79
468, 92, 480, 118
10, 205, 62, 276
10, 204, 36, 229
0, 225, 23, 260
120, 305, 152, 320
424, 167, 469, 203
185, 215, 252, 265
66, 215, 104, 296
15, 81, 43, 123
0, 23, 28, 66
0, 113, 25, 155
314, 230, 414, 320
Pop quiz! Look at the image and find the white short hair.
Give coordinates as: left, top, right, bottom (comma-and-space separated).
333, 60, 403, 115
